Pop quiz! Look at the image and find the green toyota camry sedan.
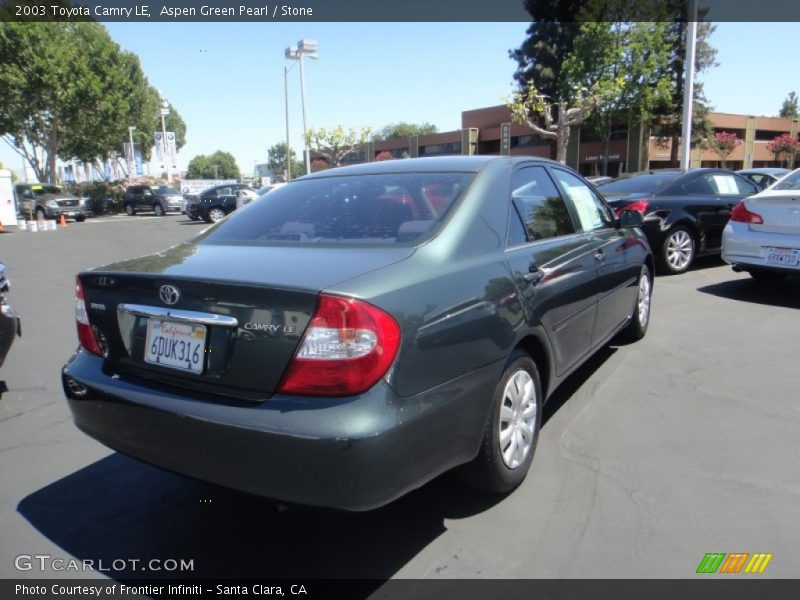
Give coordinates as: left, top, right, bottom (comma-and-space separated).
62, 156, 654, 511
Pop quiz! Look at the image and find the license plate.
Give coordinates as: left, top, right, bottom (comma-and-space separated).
764, 247, 800, 266
144, 319, 206, 374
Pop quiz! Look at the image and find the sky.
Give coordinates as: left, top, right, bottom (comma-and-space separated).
2, 21, 798, 180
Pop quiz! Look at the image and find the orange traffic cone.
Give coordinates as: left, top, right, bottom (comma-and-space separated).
0, 221, 4, 233
59, 214, 67, 228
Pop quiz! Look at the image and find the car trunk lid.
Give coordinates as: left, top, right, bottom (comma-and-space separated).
79, 242, 414, 400
746, 193, 800, 235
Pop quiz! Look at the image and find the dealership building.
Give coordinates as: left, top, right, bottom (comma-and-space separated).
339, 105, 799, 176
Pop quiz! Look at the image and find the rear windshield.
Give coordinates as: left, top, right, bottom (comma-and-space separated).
199, 172, 475, 245
600, 172, 682, 194
772, 170, 800, 191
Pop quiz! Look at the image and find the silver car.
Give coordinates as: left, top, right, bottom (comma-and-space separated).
722, 188, 800, 283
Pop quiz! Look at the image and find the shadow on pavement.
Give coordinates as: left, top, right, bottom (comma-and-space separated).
18, 344, 619, 582
18, 455, 504, 581
542, 346, 617, 426
697, 276, 800, 309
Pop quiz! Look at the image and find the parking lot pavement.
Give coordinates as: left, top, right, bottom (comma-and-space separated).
0, 218, 798, 580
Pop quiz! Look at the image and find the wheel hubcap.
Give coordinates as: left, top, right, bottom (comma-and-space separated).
666, 230, 693, 270
638, 274, 651, 327
210, 210, 224, 222
498, 369, 537, 469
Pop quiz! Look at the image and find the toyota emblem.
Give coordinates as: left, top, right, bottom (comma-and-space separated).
159, 284, 181, 306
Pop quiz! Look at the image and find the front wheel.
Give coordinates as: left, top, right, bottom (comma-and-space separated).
206, 207, 226, 223
460, 351, 542, 494
125, 204, 136, 216
154, 204, 165, 217
660, 226, 695, 274
74, 215, 86, 223
619, 264, 652, 341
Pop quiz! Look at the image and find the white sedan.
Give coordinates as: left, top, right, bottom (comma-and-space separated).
722, 188, 800, 283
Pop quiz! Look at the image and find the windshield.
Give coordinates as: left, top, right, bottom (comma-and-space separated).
155, 186, 180, 194
601, 172, 682, 194
772, 170, 800, 191
199, 172, 475, 246
31, 185, 63, 196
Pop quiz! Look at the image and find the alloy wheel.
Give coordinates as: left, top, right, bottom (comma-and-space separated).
208, 208, 225, 223
498, 369, 537, 469
638, 273, 651, 327
666, 229, 693, 271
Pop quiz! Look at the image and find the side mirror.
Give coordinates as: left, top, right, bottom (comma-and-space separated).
618, 209, 644, 229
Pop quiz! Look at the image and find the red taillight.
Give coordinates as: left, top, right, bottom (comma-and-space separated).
614, 199, 649, 218
75, 277, 102, 355
278, 294, 401, 397
729, 202, 763, 225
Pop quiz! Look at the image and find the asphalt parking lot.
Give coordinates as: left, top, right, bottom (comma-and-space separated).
0, 215, 798, 581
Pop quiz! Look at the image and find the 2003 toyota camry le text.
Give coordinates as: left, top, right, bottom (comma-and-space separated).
62, 156, 654, 511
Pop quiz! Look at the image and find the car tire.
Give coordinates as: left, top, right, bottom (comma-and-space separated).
206, 207, 226, 223
35, 208, 46, 220
74, 215, 86, 223
619, 264, 652, 341
748, 269, 786, 285
659, 225, 695, 274
125, 204, 136, 216
154, 204, 165, 217
460, 350, 542, 494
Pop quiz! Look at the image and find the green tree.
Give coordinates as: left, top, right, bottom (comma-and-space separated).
185, 151, 240, 180
655, 17, 719, 166
0, 22, 161, 183
305, 125, 372, 167
779, 91, 799, 118
371, 122, 438, 142
509, 1, 583, 100
266, 142, 305, 180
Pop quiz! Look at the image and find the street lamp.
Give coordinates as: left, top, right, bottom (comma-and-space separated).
127, 126, 136, 177
285, 39, 318, 176
158, 90, 172, 182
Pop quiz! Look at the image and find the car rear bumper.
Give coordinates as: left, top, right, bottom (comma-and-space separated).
722, 222, 800, 273
62, 350, 498, 511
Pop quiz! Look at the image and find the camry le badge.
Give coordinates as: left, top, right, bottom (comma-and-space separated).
159, 284, 181, 305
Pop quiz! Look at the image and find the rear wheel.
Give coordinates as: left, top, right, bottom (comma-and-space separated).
660, 226, 695, 274
125, 204, 136, 216
460, 351, 542, 493
619, 264, 652, 341
154, 203, 165, 217
206, 207, 226, 223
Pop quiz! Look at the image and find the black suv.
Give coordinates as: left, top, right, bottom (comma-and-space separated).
15, 184, 92, 222
185, 184, 258, 223
123, 185, 183, 216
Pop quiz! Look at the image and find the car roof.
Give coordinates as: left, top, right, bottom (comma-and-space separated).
297, 156, 560, 180
735, 168, 790, 175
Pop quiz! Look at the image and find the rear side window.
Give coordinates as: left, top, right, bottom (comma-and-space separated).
550, 168, 615, 232
511, 166, 576, 241
199, 172, 475, 245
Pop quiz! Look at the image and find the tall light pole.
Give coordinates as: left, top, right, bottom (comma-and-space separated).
680, 1, 699, 170
285, 39, 318, 175
158, 90, 172, 182
127, 126, 136, 177
283, 54, 299, 181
